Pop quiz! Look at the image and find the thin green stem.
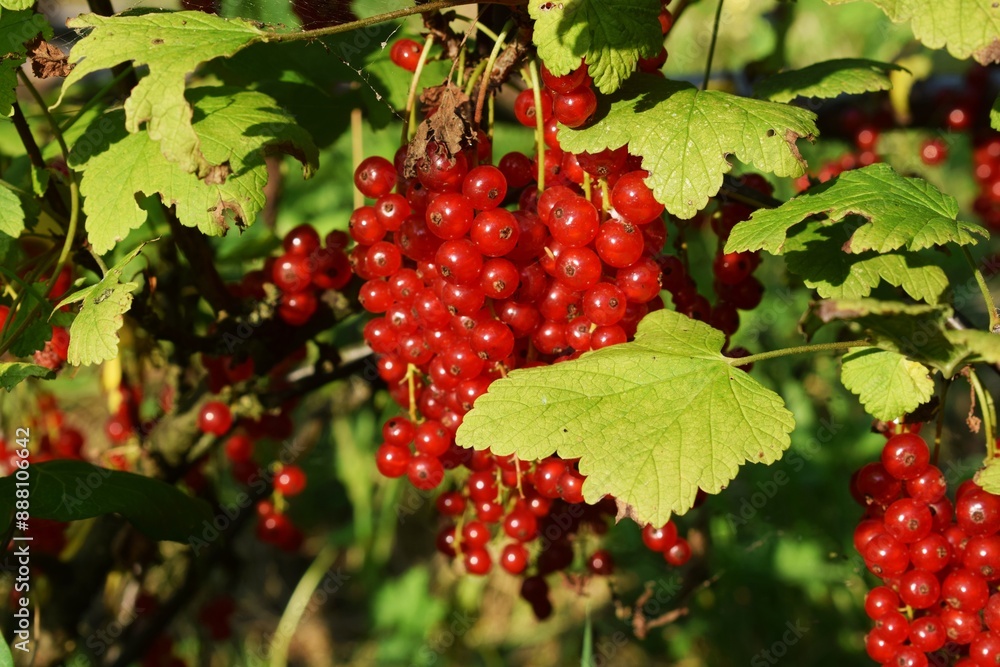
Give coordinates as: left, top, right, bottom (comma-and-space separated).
87, 246, 109, 275
448, 15, 501, 42
262, 0, 515, 43
402, 34, 436, 144
0, 252, 54, 343
463, 59, 489, 97
727, 339, 869, 368
267, 543, 340, 667
702, 0, 725, 90
969, 368, 997, 460
528, 60, 545, 192
0, 266, 53, 317
962, 246, 1000, 332
18, 69, 81, 291
0, 73, 83, 360
474, 20, 513, 126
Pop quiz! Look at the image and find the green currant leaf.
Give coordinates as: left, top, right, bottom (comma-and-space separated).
825, 0, 1000, 64
0, 0, 33, 9
456, 310, 795, 526
69, 88, 316, 254
528, 0, 663, 94
557, 75, 817, 219
0, 632, 12, 667
976, 460, 1000, 494
754, 58, 906, 103
0, 183, 24, 238
57, 243, 149, 367
943, 329, 1000, 364
726, 163, 989, 255
810, 299, 967, 377
0, 460, 214, 543
56, 10, 265, 177
0, 362, 54, 390
991, 94, 999, 131
8, 319, 49, 358
840, 347, 935, 421
784, 220, 948, 303
0, 10, 51, 117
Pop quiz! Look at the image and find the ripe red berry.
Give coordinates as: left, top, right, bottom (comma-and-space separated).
354, 156, 396, 199
881, 433, 931, 480
864, 586, 898, 619
464, 547, 492, 575
375, 443, 411, 478
275, 465, 307, 497
463, 165, 508, 210
664, 538, 691, 566
389, 38, 422, 72
501, 542, 529, 574
514, 88, 553, 127
884, 498, 933, 543
198, 401, 233, 436
588, 549, 615, 575
958, 490, 1000, 537
282, 224, 320, 257
541, 61, 590, 94
611, 171, 663, 225
552, 86, 597, 128
407, 454, 444, 490
899, 568, 941, 609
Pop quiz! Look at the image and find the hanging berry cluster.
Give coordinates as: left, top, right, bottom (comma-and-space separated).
340, 3, 713, 614
853, 430, 1000, 666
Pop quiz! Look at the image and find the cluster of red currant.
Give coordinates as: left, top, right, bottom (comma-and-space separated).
853, 430, 1000, 666
234, 223, 353, 327
350, 5, 700, 614
801, 64, 1000, 237
971, 137, 1000, 230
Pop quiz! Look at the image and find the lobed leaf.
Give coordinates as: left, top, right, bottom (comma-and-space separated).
0, 184, 23, 242
0, 10, 51, 117
726, 163, 989, 255
558, 75, 817, 219
783, 220, 948, 303
0, 460, 214, 543
456, 310, 795, 526
754, 58, 905, 103
69, 88, 316, 253
0, 362, 54, 390
528, 0, 663, 94
57, 10, 265, 177
809, 299, 967, 377
825, 0, 1000, 64
944, 329, 1000, 365
57, 243, 149, 366
840, 347, 935, 421
976, 460, 1000, 495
